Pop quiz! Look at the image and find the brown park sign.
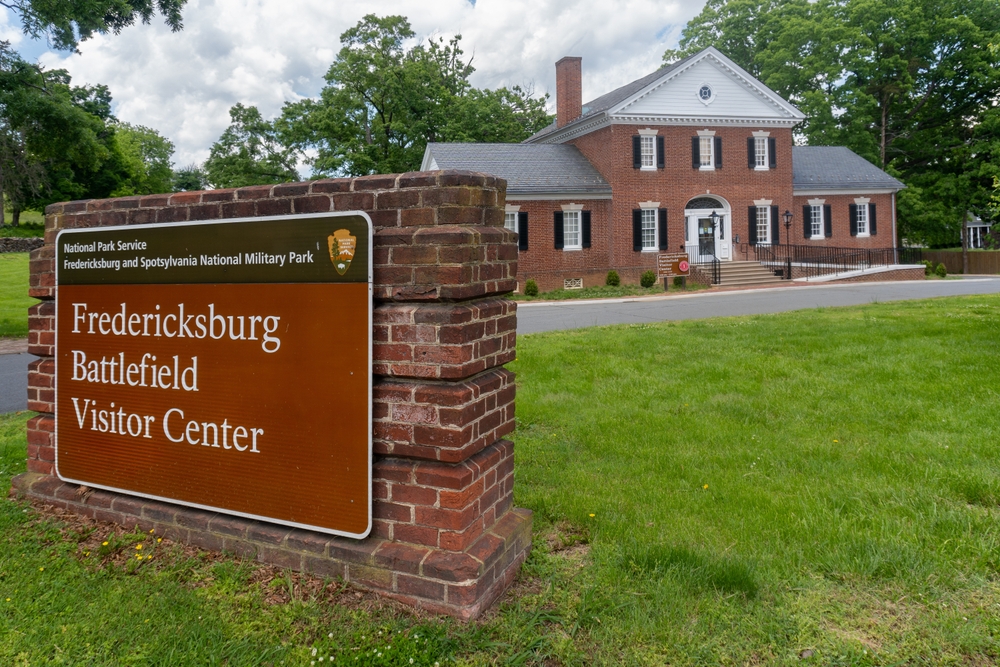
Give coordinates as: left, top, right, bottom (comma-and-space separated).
656, 252, 691, 278
54, 212, 373, 538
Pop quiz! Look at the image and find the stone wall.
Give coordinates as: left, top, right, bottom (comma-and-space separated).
12, 170, 531, 620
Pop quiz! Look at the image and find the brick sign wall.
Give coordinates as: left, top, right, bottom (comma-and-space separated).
13, 171, 530, 620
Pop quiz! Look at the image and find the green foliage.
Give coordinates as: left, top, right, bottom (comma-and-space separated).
605, 270, 620, 286
640, 269, 657, 287
110, 121, 175, 196
8, 0, 186, 52
936, 262, 948, 277
524, 278, 539, 296
673, 275, 684, 287
923, 259, 934, 275
203, 103, 299, 189
668, 0, 1000, 245
278, 15, 550, 177
171, 163, 206, 191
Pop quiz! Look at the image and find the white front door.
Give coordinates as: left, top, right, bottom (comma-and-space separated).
687, 212, 730, 261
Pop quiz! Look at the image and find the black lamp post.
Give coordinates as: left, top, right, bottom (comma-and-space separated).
782, 209, 793, 279
709, 210, 720, 242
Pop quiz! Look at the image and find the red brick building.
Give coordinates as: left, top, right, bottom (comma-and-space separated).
422, 47, 906, 291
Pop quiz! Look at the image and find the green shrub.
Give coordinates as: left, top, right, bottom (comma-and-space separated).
524, 278, 539, 296
640, 270, 657, 288
935, 263, 947, 278
606, 270, 620, 287
922, 260, 934, 276
673, 276, 684, 287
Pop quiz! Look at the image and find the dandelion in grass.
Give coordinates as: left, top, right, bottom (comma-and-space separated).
589, 513, 595, 517
157, 538, 162, 543
703, 484, 709, 489
149, 528, 154, 534
38, 567, 43, 571
102, 541, 109, 546
136, 544, 142, 550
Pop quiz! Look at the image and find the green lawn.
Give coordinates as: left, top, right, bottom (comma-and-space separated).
0, 253, 33, 337
4, 296, 1000, 664
0, 211, 45, 237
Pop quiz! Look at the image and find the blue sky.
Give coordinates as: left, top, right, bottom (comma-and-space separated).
2, 1, 706, 167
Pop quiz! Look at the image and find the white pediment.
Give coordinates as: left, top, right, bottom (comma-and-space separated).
612, 48, 804, 124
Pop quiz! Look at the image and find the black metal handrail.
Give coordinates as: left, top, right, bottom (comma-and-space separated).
753, 244, 922, 279
695, 254, 721, 284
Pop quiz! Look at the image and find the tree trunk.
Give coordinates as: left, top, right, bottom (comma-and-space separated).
962, 214, 969, 275
880, 97, 889, 169
11, 207, 19, 227
0, 164, 5, 227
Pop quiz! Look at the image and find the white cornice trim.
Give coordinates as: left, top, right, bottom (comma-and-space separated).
794, 188, 901, 196
507, 193, 613, 201
611, 116, 801, 128
534, 114, 611, 144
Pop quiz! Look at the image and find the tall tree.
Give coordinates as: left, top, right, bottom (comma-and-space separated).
203, 103, 299, 188
111, 121, 175, 196
0, 42, 129, 223
667, 0, 1000, 246
278, 14, 550, 177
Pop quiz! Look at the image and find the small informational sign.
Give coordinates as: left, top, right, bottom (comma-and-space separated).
656, 252, 691, 278
55, 212, 372, 538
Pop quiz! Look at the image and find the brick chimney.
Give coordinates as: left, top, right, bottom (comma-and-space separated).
555, 56, 582, 128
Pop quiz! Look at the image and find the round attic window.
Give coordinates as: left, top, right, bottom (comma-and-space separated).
699, 85, 712, 100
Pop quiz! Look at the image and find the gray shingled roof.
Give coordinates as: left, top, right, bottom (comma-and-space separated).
425, 143, 611, 195
527, 55, 697, 142
793, 146, 905, 191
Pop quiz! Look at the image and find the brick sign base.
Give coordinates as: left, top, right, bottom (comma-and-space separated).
12, 170, 531, 620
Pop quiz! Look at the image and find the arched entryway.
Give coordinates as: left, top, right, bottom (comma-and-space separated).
684, 196, 731, 263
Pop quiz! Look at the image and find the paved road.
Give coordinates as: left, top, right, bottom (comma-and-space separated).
0, 352, 30, 414
517, 277, 1000, 334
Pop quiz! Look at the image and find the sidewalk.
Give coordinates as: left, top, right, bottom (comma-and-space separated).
0, 337, 28, 355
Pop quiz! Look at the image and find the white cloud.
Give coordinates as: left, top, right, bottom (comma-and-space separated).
26, 0, 706, 167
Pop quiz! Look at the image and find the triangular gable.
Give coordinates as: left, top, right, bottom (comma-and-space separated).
611, 47, 804, 124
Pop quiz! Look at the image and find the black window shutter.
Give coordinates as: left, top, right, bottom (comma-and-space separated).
747, 138, 755, 169
632, 209, 642, 251
748, 206, 758, 245
554, 211, 564, 249
692, 137, 700, 169
632, 136, 641, 169
714, 136, 723, 168
582, 211, 592, 248
656, 136, 665, 169
869, 204, 877, 236
768, 138, 777, 169
517, 212, 528, 251
849, 204, 858, 236
658, 208, 669, 250
824, 204, 832, 238
803, 205, 811, 239
770, 205, 779, 244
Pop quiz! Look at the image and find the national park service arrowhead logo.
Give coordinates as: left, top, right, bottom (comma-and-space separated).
327, 229, 357, 276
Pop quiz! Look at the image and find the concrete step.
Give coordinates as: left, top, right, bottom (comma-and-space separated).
694, 261, 788, 287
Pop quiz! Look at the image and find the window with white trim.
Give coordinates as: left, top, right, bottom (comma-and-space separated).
641, 209, 657, 250
700, 136, 714, 168
856, 203, 868, 235
563, 210, 582, 249
504, 212, 517, 232
756, 206, 771, 244
810, 205, 823, 238
640, 136, 655, 169
755, 137, 768, 169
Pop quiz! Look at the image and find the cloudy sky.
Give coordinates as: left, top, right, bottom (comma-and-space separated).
2, 0, 708, 168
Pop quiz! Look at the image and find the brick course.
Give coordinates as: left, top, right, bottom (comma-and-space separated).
14, 170, 530, 620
